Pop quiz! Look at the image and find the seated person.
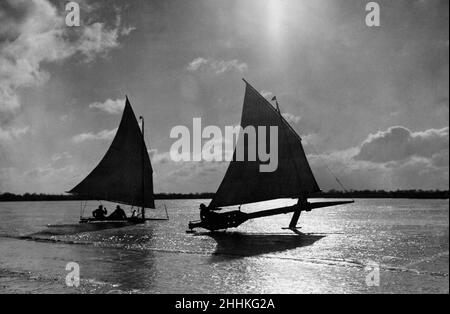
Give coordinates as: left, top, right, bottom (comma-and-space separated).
92, 205, 107, 220
108, 205, 127, 220
199, 203, 220, 221
199, 203, 208, 221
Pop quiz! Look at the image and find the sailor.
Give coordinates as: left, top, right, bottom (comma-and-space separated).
108, 205, 127, 220
92, 205, 107, 220
199, 203, 209, 221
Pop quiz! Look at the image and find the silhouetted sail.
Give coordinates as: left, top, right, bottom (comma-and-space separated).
69, 98, 155, 208
209, 81, 320, 208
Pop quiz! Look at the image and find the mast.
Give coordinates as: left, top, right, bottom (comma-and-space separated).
270, 93, 305, 228
188, 80, 354, 232
209, 79, 321, 208
140, 115, 145, 220
272, 96, 281, 113
69, 97, 156, 213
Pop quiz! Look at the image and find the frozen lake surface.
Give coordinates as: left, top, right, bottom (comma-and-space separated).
0, 198, 448, 293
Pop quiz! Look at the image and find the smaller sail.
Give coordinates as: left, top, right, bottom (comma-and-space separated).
69, 98, 155, 208
209, 81, 320, 208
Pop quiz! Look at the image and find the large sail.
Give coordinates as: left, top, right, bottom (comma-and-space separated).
69, 98, 155, 208
209, 81, 320, 208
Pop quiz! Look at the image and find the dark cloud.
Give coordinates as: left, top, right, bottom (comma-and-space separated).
431, 150, 449, 168
307, 125, 449, 191
355, 126, 449, 163
0, 0, 33, 42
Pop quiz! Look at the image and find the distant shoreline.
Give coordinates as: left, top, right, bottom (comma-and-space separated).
0, 190, 448, 202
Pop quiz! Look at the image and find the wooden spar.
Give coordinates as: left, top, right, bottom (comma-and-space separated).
289, 199, 303, 228
246, 200, 354, 220
189, 80, 353, 233
188, 200, 355, 231
70, 97, 160, 224
140, 114, 145, 220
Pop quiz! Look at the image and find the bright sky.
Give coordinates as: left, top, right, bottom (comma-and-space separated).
0, 0, 448, 193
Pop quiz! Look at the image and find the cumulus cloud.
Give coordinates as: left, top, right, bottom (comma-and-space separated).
307, 126, 449, 191
282, 112, 301, 124
89, 98, 125, 114
143, 147, 229, 193
0, 126, 30, 142
430, 150, 449, 168
355, 126, 449, 163
120, 26, 136, 36
260, 90, 273, 98
161, 160, 227, 192
13, 164, 77, 193
153, 125, 448, 192
76, 22, 120, 62
310, 151, 447, 191
72, 128, 117, 143
186, 57, 248, 75
148, 149, 171, 164
0, 0, 133, 112
51, 152, 72, 162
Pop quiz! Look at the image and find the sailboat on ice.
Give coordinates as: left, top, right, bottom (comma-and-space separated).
188, 79, 353, 233
68, 97, 168, 224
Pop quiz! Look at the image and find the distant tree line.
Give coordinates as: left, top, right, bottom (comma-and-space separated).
313, 189, 449, 199
0, 190, 448, 202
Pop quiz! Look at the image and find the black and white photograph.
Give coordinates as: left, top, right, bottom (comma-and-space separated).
0, 0, 448, 299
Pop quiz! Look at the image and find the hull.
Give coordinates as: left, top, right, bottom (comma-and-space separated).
188, 200, 354, 232
45, 216, 167, 235
79, 217, 146, 224
189, 210, 248, 231
79, 217, 169, 224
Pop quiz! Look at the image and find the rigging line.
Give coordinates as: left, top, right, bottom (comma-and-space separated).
153, 170, 170, 219
164, 203, 169, 220
144, 115, 169, 219
247, 79, 349, 195
305, 140, 354, 200
80, 200, 87, 218
262, 2, 350, 199
140, 115, 145, 219
245, 81, 304, 144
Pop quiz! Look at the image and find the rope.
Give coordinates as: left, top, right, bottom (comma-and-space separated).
80, 200, 88, 218
164, 203, 169, 219
305, 140, 354, 201
154, 171, 170, 220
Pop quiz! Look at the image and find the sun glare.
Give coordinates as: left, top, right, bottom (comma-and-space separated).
267, 0, 284, 40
